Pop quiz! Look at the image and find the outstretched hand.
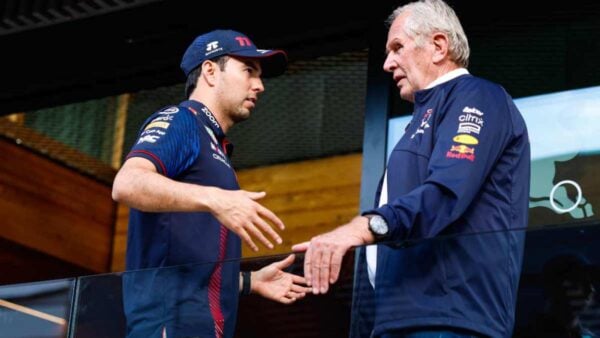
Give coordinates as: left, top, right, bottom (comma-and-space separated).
252, 254, 312, 304
210, 189, 285, 252
292, 216, 373, 295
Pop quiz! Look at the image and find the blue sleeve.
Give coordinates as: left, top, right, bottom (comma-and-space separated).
126, 106, 200, 178
371, 85, 514, 240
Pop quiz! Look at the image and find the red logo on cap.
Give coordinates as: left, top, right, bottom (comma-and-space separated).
235, 36, 252, 47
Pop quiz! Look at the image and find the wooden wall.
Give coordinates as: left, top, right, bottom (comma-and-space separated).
237, 153, 362, 258
0, 137, 116, 273
0, 237, 92, 284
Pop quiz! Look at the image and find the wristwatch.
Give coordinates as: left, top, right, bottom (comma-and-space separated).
365, 214, 389, 240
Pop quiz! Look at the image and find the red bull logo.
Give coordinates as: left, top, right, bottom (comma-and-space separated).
446, 144, 475, 161
450, 145, 474, 154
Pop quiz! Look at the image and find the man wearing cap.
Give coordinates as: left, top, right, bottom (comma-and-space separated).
112, 29, 309, 338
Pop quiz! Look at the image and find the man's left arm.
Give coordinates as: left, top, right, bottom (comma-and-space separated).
239, 254, 312, 304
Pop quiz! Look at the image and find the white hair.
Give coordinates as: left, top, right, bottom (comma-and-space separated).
388, 0, 470, 67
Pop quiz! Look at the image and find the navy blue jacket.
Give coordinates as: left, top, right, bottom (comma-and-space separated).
356, 74, 530, 338
123, 100, 241, 338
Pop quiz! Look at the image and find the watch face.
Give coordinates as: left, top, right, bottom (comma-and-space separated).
369, 215, 388, 236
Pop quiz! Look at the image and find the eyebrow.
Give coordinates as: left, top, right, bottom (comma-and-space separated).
242, 59, 260, 71
385, 39, 401, 54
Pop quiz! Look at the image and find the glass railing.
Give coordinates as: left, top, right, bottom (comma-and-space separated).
0, 278, 73, 338
1, 223, 598, 338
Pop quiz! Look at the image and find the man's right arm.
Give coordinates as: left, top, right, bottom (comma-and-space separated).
113, 157, 222, 212
112, 157, 284, 251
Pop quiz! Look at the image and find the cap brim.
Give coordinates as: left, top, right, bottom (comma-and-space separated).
229, 49, 288, 78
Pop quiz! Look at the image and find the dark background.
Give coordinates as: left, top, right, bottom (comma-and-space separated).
1, 0, 599, 114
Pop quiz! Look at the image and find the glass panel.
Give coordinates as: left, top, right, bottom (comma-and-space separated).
0, 278, 74, 338
68, 253, 354, 338
69, 273, 125, 338
236, 253, 355, 338
514, 223, 600, 337
2, 225, 598, 337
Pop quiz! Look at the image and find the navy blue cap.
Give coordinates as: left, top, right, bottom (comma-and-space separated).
180, 29, 287, 78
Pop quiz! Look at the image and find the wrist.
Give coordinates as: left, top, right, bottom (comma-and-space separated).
241, 270, 252, 296
363, 214, 389, 242
250, 271, 257, 294
198, 186, 218, 211
361, 216, 376, 243
349, 216, 375, 244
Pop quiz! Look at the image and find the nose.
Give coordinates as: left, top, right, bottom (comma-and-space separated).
383, 53, 396, 73
253, 77, 264, 93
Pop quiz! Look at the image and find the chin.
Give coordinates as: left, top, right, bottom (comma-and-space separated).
232, 111, 251, 123
400, 92, 416, 103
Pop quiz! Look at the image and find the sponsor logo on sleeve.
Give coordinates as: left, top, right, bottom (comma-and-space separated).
446, 144, 475, 162
452, 134, 479, 145
158, 107, 179, 115
144, 121, 170, 130
137, 135, 160, 144
151, 115, 174, 122
462, 106, 484, 116
141, 129, 166, 136
457, 122, 481, 134
456, 106, 484, 135
458, 112, 484, 126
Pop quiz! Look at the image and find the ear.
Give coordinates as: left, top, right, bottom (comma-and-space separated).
431, 32, 449, 64
201, 60, 218, 86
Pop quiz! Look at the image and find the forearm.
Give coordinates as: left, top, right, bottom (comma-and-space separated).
112, 163, 217, 212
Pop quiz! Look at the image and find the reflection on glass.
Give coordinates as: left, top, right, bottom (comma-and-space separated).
514, 225, 599, 337
0, 226, 597, 337
524, 253, 595, 337
0, 278, 73, 338
520, 86, 600, 224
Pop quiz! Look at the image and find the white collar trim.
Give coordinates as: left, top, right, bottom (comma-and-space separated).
425, 68, 470, 89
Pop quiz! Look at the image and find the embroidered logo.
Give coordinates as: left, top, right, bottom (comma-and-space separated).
411, 109, 433, 139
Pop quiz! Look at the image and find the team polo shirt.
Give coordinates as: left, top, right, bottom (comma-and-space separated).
123, 100, 241, 338
360, 74, 530, 338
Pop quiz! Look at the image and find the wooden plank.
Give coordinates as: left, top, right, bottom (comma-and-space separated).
237, 153, 362, 194
111, 94, 130, 170
239, 154, 362, 258
110, 203, 129, 272
0, 138, 115, 272
258, 184, 359, 213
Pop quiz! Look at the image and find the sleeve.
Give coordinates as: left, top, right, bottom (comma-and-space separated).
126, 106, 201, 178
369, 85, 514, 240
